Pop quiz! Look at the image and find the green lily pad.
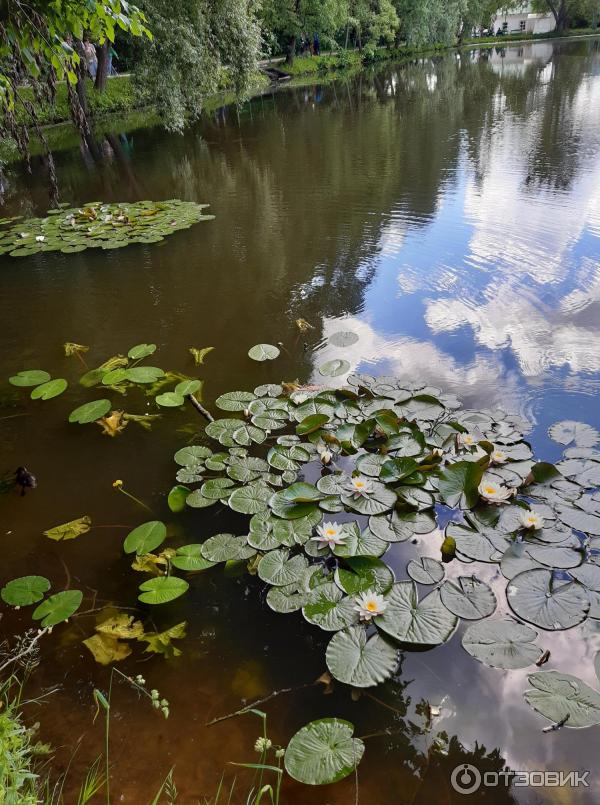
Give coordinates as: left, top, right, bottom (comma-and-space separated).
377, 582, 458, 645
407, 557, 445, 585
9, 370, 51, 387
31, 378, 68, 400
138, 576, 189, 605
507, 568, 590, 630
1, 575, 51, 607
156, 392, 185, 407
32, 590, 83, 626
123, 521, 167, 555
319, 359, 351, 377
284, 719, 364, 785
326, 625, 398, 687
524, 670, 600, 728
68, 399, 112, 424
171, 544, 216, 572
257, 549, 308, 586
200, 534, 255, 563
439, 576, 497, 619
329, 331, 359, 347
128, 343, 157, 359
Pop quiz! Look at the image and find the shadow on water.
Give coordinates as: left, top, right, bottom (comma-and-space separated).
1, 37, 600, 803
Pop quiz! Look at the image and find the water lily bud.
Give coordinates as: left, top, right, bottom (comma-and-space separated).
319, 448, 332, 465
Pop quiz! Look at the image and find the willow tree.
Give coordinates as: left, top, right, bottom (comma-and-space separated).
0, 0, 151, 202
260, 0, 348, 62
132, 0, 262, 131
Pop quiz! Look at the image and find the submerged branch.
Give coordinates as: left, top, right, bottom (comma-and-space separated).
187, 394, 214, 423
206, 681, 316, 726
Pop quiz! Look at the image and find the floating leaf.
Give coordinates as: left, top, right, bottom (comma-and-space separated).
462, 618, 541, 669
302, 582, 358, 631
215, 391, 255, 411
284, 719, 364, 785
1, 575, 50, 606
9, 370, 51, 387
319, 359, 351, 377
296, 414, 330, 436
200, 533, 255, 563
377, 582, 458, 645
125, 366, 165, 384
128, 343, 157, 360
524, 670, 600, 728
407, 557, 444, 585
31, 378, 68, 400
326, 625, 398, 688
174, 379, 202, 397
174, 445, 212, 466
123, 521, 167, 555
329, 331, 359, 347
228, 483, 271, 514
156, 392, 185, 407
438, 461, 485, 509
138, 576, 189, 605
43, 515, 91, 541
258, 549, 308, 587
248, 343, 280, 361
439, 577, 497, 620
69, 399, 111, 424
549, 421, 599, 448
507, 569, 589, 630
171, 544, 216, 572
32, 590, 83, 626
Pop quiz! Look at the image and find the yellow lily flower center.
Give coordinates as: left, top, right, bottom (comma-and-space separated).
485, 486, 496, 495
326, 529, 336, 536
366, 600, 378, 612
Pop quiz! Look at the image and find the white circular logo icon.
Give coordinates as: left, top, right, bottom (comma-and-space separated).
451, 764, 482, 795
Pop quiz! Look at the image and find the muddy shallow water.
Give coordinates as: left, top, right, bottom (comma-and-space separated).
2, 38, 600, 804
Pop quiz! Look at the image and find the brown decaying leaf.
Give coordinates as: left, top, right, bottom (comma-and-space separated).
83, 633, 132, 665
97, 410, 127, 437
43, 515, 92, 541
295, 318, 314, 333
189, 346, 214, 366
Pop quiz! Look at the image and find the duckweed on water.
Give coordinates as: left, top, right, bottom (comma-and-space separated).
0, 200, 214, 258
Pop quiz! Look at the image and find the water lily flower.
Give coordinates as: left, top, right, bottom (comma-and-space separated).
519, 508, 543, 530
312, 521, 346, 549
459, 433, 477, 447
348, 475, 372, 496
35, 235, 45, 242
354, 589, 387, 621
318, 447, 333, 465
478, 478, 514, 504
490, 447, 508, 464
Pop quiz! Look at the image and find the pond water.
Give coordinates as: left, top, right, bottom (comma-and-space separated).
2, 37, 600, 804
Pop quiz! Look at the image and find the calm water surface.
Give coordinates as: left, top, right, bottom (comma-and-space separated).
2, 38, 600, 804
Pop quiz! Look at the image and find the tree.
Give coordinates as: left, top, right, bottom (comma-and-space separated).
0, 1, 151, 201
345, 0, 400, 48
133, 0, 262, 130
260, 0, 347, 62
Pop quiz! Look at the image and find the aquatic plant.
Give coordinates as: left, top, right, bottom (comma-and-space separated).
0, 200, 213, 258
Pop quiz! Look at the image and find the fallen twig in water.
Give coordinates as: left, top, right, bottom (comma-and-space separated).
187, 394, 214, 423
206, 681, 317, 726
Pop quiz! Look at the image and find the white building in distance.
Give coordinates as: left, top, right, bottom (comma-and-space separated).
492, 3, 556, 35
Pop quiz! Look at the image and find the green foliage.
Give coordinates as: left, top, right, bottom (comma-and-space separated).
0, 679, 42, 805
284, 718, 364, 785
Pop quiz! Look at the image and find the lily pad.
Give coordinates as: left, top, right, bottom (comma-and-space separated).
248, 343, 280, 361
407, 557, 445, 585
507, 568, 590, 630
156, 392, 185, 407
1, 575, 51, 606
462, 618, 541, 669
284, 718, 365, 785
32, 589, 83, 626
171, 544, 216, 572
439, 577, 497, 619
200, 533, 255, 563
123, 521, 167, 555
258, 549, 308, 586
69, 399, 112, 424
376, 582, 458, 645
329, 331, 359, 347
138, 576, 189, 605
31, 378, 68, 400
319, 359, 351, 377
43, 515, 92, 541
524, 670, 600, 728
549, 421, 599, 448
326, 626, 398, 687
128, 343, 157, 360
8, 370, 51, 387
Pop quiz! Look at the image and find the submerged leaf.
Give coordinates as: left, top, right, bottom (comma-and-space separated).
189, 346, 214, 366
84, 633, 132, 665
43, 515, 92, 541
138, 621, 187, 658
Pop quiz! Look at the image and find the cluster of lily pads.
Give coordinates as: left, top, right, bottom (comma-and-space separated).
0, 200, 213, 258
7, 342, 211, 433
142, 373, 600, 730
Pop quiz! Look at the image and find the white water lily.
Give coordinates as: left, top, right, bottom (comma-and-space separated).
490, 447, 508, 464
311, 521, 346, 549
478, 478, 514, 504
318, 447, 333, 465
459, 433, 477, 447
35, 235, 45, 242
519, 508, 543, 530
354, 589, 387, 621
348, 475, 372, 496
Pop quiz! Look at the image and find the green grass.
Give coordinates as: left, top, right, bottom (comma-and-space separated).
0, 677, 45, 804
15, 74, 138, 127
